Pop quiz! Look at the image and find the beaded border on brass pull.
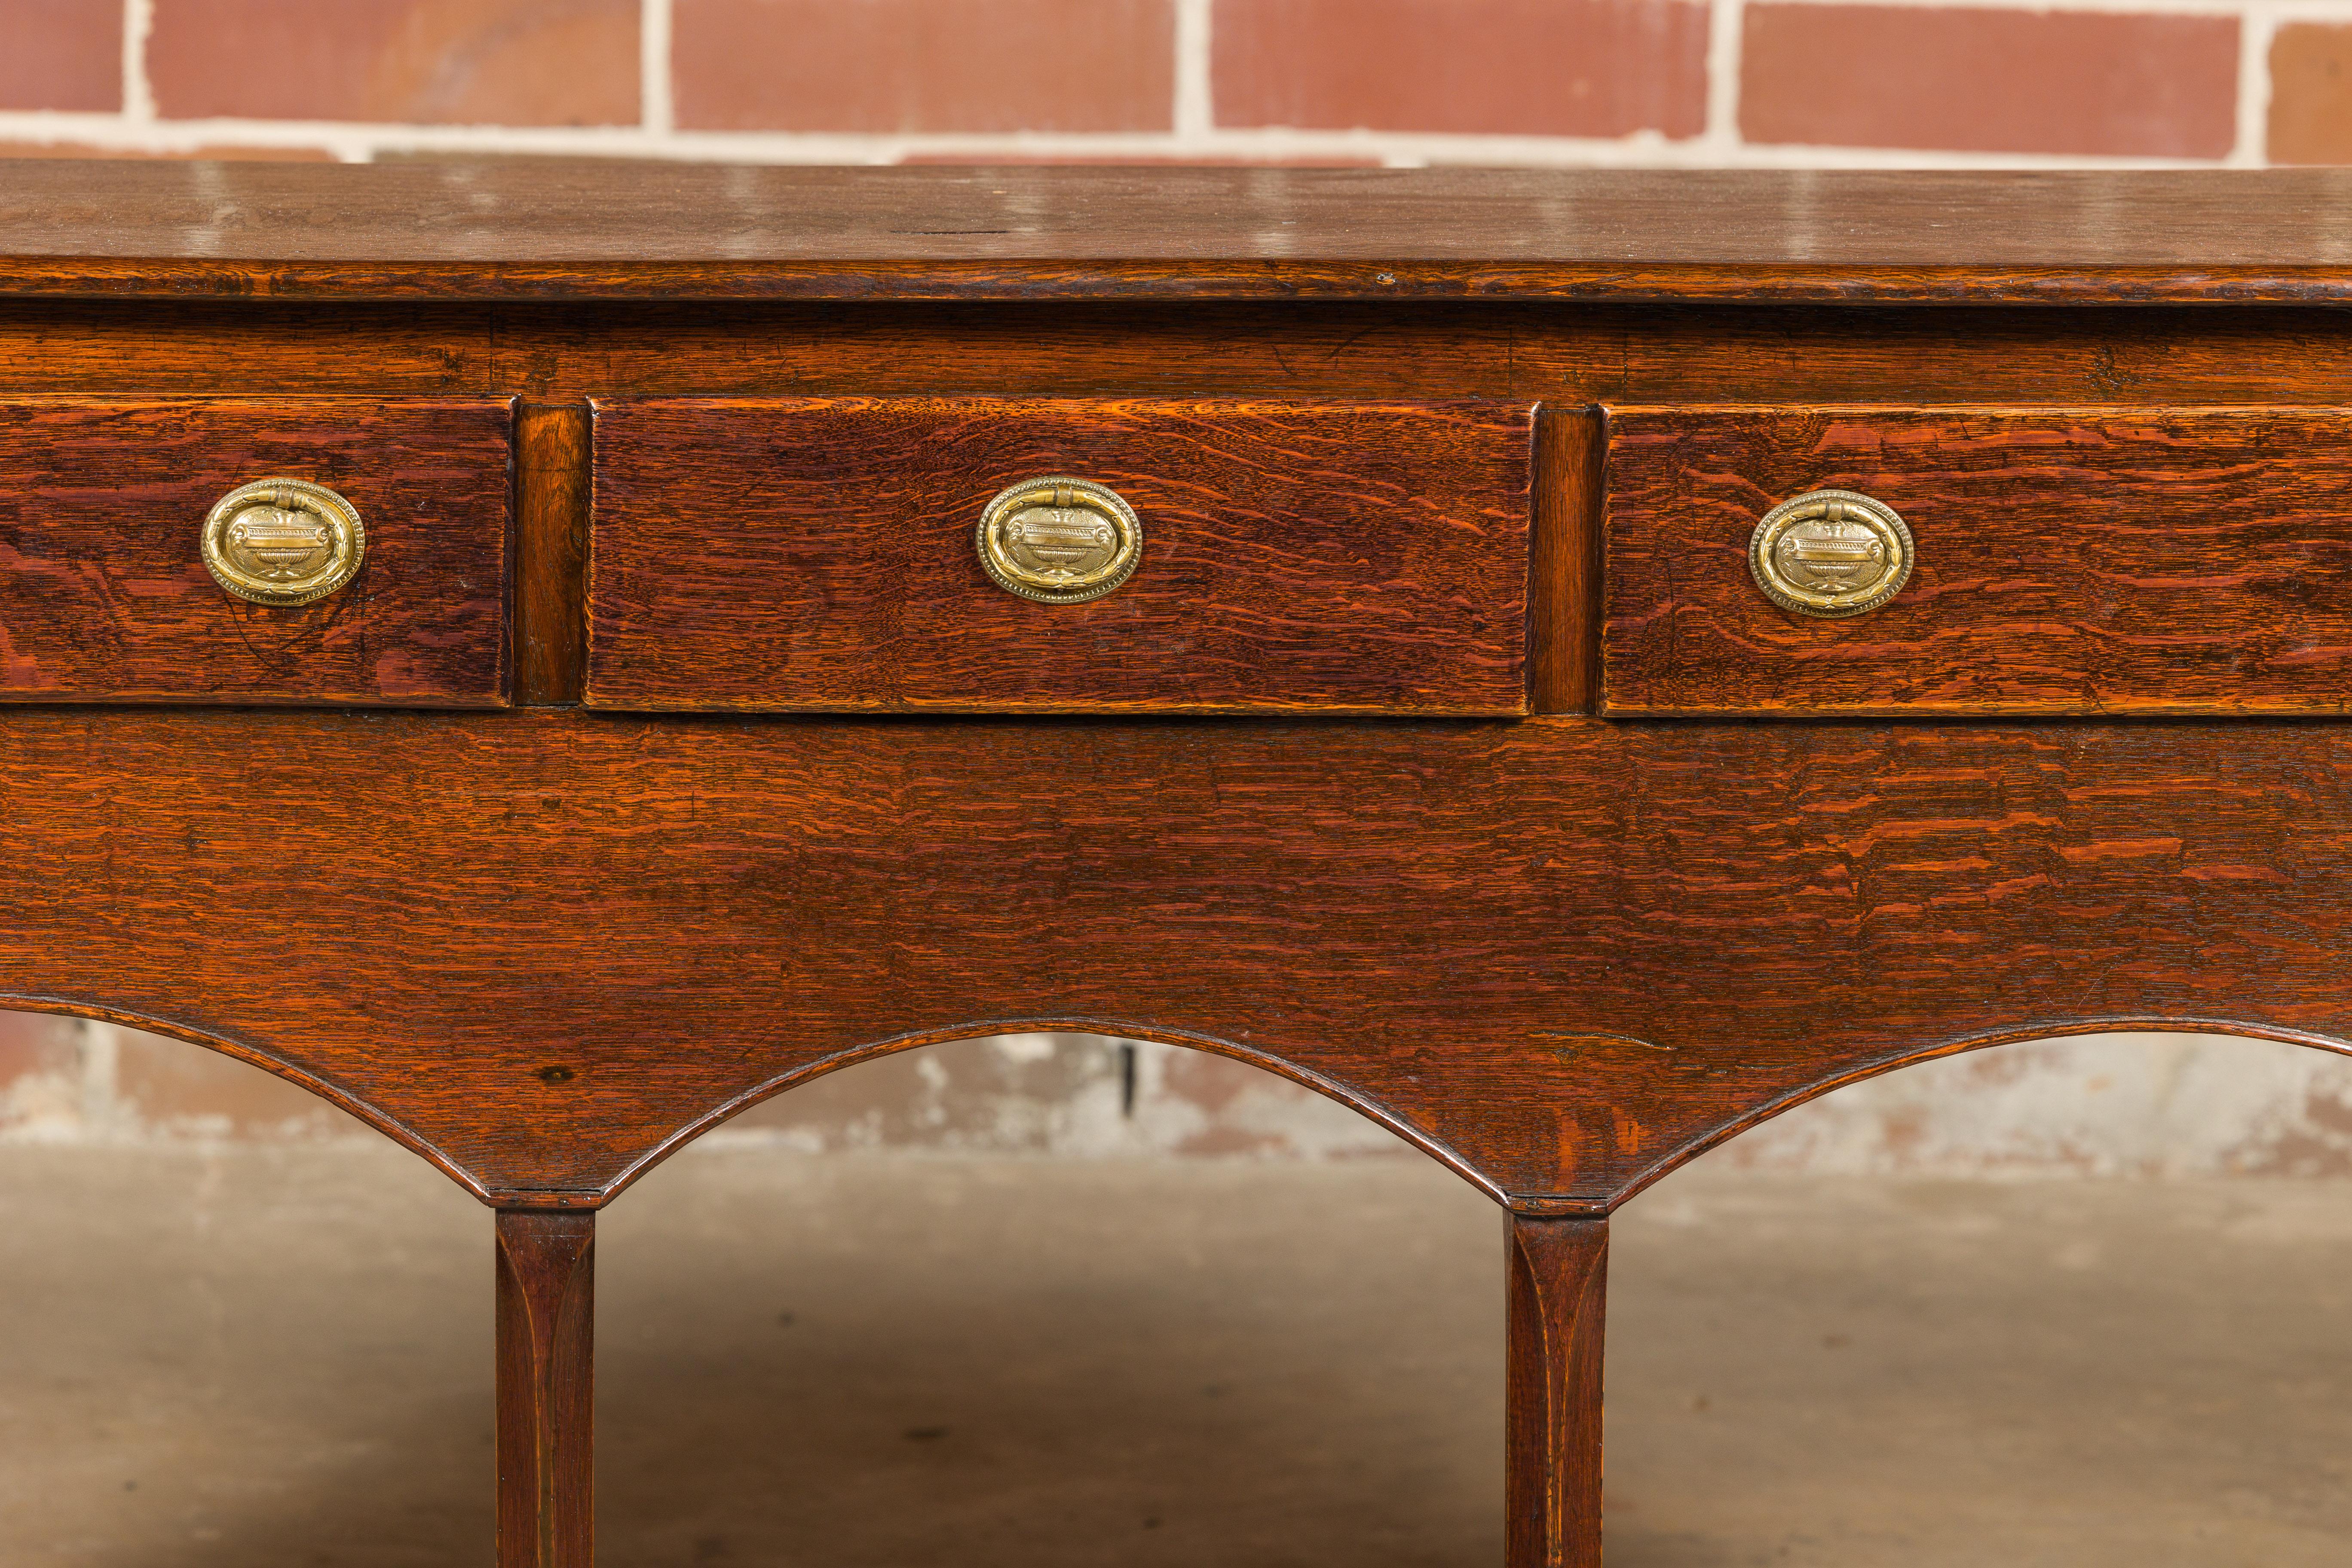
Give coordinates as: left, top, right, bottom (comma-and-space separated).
201, 478, 367, 607
976, 476, 1143, 604
1748, 488, 1913, 619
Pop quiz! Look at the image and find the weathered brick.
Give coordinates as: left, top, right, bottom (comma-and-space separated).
114, 1031, 366, 1139
1213, 0, 1708, 138
149, 0, 640, 126
1741, 4, 2239, 158
0, 143, 334, 160
0, 1014, 79, 1088
675, 0, 1175, 134
0, 0, 120, 112
2270, 23, 2352, 166
900, 153, 1382, 166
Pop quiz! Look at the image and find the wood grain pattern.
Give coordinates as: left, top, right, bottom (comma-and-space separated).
496, 1210, 594, 1568
1507, 1216, 1607, 1568
10, 164, 2352, 303
1606, 405, 2352, 715
588, 398, 1532, 714
497, 302, 1523, 403
4, 709, 2352, 1210
24, 172, 2352, 1568
0, 299, 494, 392
514, 403, 589, 707
1528, 406, 1602, 714
102, 260, 2326, 307
497, 301, 2352, 405
14, 300, 2352, 414
0, 398, 511, 706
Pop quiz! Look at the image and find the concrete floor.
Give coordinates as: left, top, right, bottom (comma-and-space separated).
2, 1145, 2350, 1565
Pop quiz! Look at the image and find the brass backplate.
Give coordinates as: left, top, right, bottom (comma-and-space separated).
1748, 489, 1913, 619
202, 478, 367, 607
976, 476, 1142, 604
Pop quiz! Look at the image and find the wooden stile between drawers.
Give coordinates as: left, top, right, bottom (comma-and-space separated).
1528, 406, 1605, 714
585, 397, 1534, 715
0, 397, 512, 707
1605, 405, 2352, 716
514, 402, 591, 707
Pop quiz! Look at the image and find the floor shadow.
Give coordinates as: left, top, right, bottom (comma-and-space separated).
595, 1148, 1503, 1568
0, 1142, 1503, 1568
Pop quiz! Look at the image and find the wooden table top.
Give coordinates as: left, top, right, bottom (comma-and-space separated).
3, 162, 2349, 302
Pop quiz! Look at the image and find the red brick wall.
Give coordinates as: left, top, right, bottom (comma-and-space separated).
1, 0, 2349, 164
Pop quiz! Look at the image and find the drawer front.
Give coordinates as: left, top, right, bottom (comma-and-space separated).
587, 397, 1532, 714
1605, 405, 2352, 714
0, 398, 510, 706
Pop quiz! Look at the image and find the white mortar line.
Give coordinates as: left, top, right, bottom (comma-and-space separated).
79, 1020, 121, 1138
1704, 0, 1747, 156
1173, 0, 1213, 139
2233, 3, 2279, 167
1738, 0, 2273, 13
0, 108, 2270, 168
642, 0, 675, 137
121, 0, 154, 124
0, 109, 2271, 167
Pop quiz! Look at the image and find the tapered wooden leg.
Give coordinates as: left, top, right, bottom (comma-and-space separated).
1507, 1213, 1608, 1568
497, 1209, 596, 1568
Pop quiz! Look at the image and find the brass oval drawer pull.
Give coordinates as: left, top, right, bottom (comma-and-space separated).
202, 478, 366, 606
1749, 488, 1913, 619
976, 476, 1142, 604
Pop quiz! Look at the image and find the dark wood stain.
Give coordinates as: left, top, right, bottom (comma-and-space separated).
1606, 404, 2352, 714
514, 402, 590, 707
0, 709, 2343, 1212
10, 164, 2352, 303
0, 397, 511, 706
1528, 406, 1602, 714
496, 1210, 594, 1568
588, 398, 1532, 714
1507, 1215, 1607, 1568
9, 167, 2352, 1561
496, 300, 2352, 405
16, 299, 2352, 412
0, 299, 495, 392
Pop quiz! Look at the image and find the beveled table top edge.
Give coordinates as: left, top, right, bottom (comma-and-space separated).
6, 163, 2352, 303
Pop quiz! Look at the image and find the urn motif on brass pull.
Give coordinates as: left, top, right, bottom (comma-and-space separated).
202, 478, 367, 607
1748, 488, 1913, 619
976, 476, 1142, 604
